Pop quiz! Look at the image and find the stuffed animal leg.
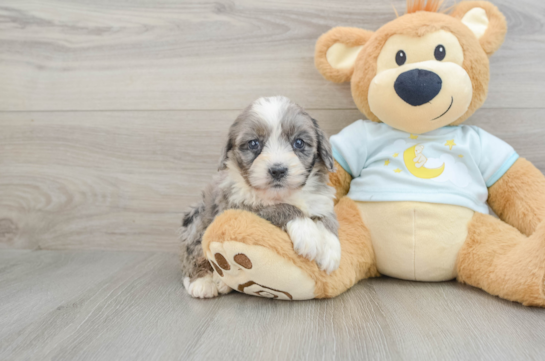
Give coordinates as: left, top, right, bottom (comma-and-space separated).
202, 197, 379, 300
457, 158, 545, 307
458, 213, 545, 307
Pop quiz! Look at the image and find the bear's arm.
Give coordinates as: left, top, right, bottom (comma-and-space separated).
488, 158, 545, 237
329, 160, 353, 204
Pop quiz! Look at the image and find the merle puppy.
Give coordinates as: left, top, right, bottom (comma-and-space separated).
180, 96, 340, 298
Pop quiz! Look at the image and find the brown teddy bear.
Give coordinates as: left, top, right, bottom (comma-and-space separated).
201, 0, 545, 306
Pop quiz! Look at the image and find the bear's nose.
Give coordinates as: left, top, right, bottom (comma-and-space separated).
394, 69, 442, 106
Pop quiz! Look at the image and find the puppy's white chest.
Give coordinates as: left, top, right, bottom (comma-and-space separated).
288, 191, 334, 218
289, 198, 312, 216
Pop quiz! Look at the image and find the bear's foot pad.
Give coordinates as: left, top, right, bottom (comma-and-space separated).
206, 241, 316, 300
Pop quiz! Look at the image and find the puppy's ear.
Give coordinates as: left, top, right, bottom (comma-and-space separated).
218, 137, 233, 171
312, 118, 334, 172
315, 27, 374, 83
450, 1, 507, 56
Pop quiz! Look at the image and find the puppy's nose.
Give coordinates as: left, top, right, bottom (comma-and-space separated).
394, 69, 442, 106
269, 166, 288, 180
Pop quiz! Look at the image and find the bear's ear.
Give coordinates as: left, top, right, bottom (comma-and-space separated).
315, 27, 374, 83
450, 1, 507, 56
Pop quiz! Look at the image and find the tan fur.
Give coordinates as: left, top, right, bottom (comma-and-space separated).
328, 160, 353, 203
458, 213, 545, 307
451, 1, 507, 56
325, 197, 380, 297
354, 11, 490, 126
315, 27, 374, 83
488, 158, 545, 237
315, 2, 503, 126
202, 197, 378, 298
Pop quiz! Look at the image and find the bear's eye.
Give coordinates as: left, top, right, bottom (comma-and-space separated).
395, 50, 406, 66
434, 45, 446, 61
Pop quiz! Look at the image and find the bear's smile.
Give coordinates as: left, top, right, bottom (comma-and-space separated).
432, 96, 454, 121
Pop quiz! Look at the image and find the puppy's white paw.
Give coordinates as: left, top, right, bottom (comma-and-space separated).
286, 218, 321, 261
213, 272, 232, 295
184, 273, 219, 299
315, 222, 341, 274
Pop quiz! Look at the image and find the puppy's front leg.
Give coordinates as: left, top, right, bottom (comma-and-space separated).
258, 205, 341, 273
312, 214, 341, 274
182, 256, 232, 299
180, 204, 231, 299
257, 204, 320, 261
286, 218, 323, 263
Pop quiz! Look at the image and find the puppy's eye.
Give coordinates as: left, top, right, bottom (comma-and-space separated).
248, 139, 260, 150
293, 139, 305, 150
434, 45, 446, 61
395, 50, 406, 66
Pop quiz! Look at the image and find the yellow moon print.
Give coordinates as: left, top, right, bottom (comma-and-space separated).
403, 144, 445, 179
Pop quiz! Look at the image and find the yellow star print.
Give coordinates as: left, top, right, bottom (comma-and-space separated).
393, 153, 399, 158
384, 159, 390, 166
458, 155, 464, 158
445, 139, 456, 150
394, 168, 402, 173
409, 134, 419, 139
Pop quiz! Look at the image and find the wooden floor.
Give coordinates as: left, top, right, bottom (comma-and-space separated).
1, 250, 544, 361
1, 0, 545, 359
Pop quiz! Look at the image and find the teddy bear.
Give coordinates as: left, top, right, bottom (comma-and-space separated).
200, 0, 545, 306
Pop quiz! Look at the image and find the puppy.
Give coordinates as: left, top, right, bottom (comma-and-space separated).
180, 96, 340, 298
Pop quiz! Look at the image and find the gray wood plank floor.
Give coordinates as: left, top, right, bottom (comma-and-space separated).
1, 250, 544, 361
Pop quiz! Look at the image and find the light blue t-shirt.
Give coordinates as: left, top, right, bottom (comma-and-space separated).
330, 120, 519, 214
